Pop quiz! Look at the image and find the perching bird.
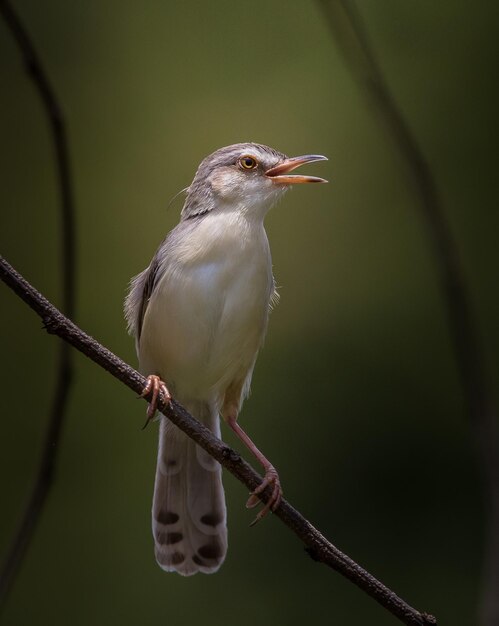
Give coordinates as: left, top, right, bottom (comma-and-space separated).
125, 143, 327, 576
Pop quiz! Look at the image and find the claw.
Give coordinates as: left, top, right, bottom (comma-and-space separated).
246, 465, 282, 525
140, 375, 171, 429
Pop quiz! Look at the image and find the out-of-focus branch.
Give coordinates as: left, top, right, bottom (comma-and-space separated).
0, 256, 437, 626
316, 2, 499, 624
0, 0, 76, 609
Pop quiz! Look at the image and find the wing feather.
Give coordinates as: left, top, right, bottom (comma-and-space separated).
124, 253, 161, 342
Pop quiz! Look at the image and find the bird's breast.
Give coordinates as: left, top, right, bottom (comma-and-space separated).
139, 213, 274, 399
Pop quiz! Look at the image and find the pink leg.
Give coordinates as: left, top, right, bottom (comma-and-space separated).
227, 416, 282, 524
140, 374, 171, 429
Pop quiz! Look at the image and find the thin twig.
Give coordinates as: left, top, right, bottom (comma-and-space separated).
0, 0, 76, 608
0, 256, 437, 626
316, 2, 499, 623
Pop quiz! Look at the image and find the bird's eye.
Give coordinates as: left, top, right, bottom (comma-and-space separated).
239, 155, 258, 170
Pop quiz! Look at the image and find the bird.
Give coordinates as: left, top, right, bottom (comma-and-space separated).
125, 142, 327, 576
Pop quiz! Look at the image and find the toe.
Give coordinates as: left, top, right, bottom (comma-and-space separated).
246, 493, 260, 509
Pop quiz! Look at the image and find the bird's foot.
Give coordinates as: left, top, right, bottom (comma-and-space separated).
140, 375, 171, 429
246, 465, 282, 525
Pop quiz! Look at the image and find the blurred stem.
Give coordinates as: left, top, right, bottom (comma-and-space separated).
316, 2, 499, 624
0, 255, 436, 626
0, 0, 76, 610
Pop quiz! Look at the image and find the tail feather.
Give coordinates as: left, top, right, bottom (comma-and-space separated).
152, 405, 227, 575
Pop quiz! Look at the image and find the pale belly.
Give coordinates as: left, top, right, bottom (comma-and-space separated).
139, 231, 273, 402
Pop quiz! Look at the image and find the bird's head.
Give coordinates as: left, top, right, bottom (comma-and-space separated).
181, 143, 327, 220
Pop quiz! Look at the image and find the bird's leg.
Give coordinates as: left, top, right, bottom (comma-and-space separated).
140, 374, 171, 429
223, 398, 282, 524
227, 417, 282, 523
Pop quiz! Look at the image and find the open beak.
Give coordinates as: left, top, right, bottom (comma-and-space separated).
265, 154, 328, 184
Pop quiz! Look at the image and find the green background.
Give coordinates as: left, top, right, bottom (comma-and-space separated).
1, 2, 498, 624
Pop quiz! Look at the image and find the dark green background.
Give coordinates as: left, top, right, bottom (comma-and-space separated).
1, 2, 498, 624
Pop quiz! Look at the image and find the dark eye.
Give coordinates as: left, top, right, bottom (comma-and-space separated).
239, 155, 258, 170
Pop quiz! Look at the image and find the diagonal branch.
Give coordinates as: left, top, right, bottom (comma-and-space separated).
316, 2, 499, 624
0, 0, 76, 608
0, 256, 437, 626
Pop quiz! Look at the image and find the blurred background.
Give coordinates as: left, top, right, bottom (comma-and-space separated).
1, 1, 498, 624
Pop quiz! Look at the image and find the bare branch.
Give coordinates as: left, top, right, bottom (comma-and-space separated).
316, 2, 499, 623
0, 0, 76, 608
0, 256, 437, 626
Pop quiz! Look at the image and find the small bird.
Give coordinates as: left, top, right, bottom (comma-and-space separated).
125, 143, 327, 575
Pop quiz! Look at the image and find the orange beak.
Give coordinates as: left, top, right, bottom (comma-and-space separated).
265, 154, 328, 184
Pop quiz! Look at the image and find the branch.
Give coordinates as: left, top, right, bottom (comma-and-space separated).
0, 256, 437, 625
316, 2, 499, 623
0, 0, 76, 608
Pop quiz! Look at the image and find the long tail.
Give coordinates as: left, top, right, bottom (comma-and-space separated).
152, 402, 227, 575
